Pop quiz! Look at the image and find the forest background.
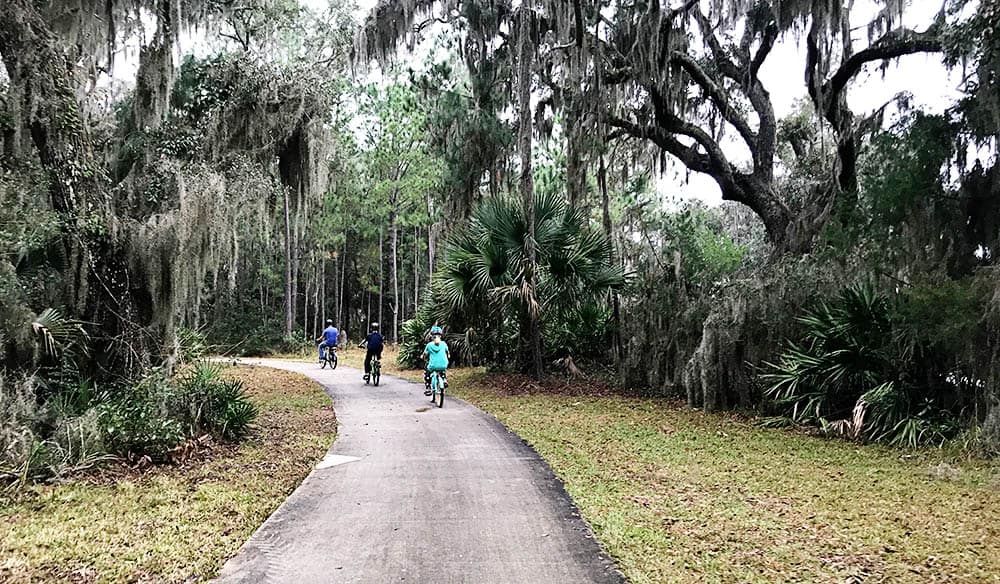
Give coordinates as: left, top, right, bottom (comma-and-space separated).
1, 0, 999, 485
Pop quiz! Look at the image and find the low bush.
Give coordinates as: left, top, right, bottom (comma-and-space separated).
100, 362, 258, 459
173, 362, 258, 440
1, 373, 109, 489
2, 362, 258, 487
176, 327, 208, 363
98, 383, 186, 459
763, 282, 978, 447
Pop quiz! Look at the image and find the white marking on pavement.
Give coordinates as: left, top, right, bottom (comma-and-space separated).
315, 454, 360, 470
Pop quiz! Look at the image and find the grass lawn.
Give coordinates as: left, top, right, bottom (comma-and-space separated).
447, 372, 1000, 583
0, 364, 336, 583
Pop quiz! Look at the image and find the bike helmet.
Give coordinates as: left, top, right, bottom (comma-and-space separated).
430, 325, 443, 335
370, 322, 380, 331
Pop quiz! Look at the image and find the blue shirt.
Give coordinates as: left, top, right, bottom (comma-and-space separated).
366, 332, 384, 351
322, 326, 339, 345
424, 340, 449, 370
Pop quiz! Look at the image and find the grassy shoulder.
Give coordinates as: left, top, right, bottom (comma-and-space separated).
448, 372, 1000, 583
0, 365, 335, 583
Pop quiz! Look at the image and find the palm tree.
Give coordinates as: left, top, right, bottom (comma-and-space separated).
414, 192, 624, 373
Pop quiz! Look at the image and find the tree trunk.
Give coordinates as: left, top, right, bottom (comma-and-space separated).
339, 242, 347, 326
0, 0, 95, 313
599, 153, 623, 367
516, 5, 543, 379
565, 46, 586, 208
313, 259, 320, 339
391, 209, 399, 344
320, 255, 326, 328
303, 267, 310, 340
283, 188, 294, 335
0, 0, 156, 378
292, 207, 301, 331
425, 192, 436, 280
378, 228, 384, 334
342, 260, 352, 339
413, 224, 419, 313
333, 251, 339, 325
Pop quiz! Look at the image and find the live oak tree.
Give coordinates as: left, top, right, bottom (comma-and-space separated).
359, 0, 958, 255
600, 0, 951, 253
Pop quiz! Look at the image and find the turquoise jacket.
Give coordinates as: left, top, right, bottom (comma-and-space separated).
424, 340, 450, 370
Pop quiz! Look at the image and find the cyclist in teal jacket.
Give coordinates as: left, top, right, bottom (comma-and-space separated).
423, 325, 449, 396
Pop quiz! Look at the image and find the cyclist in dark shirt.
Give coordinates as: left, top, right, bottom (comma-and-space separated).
359, 322, 384, 382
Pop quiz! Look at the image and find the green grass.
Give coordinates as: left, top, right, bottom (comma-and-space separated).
0, 365, 336, 583
450, 373, 1000, 583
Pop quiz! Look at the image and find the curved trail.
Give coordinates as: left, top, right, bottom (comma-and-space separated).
213, 359, 622, 584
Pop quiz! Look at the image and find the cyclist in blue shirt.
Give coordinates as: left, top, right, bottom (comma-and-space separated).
316, 320, 339, 363
359, 322, 384, 382
423, 325, 449, 396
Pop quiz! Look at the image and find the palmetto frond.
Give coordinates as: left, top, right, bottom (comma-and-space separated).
422, 192, 622, 363
31, 308, 89, 360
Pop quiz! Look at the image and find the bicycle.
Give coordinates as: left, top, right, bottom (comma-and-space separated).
366, 354, 381, 386
426, 369, 446, 408
320, 345, 338, 369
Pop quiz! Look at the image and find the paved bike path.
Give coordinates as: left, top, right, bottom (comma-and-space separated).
213, 359, 622, 584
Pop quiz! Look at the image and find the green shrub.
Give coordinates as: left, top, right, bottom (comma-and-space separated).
399, 310, 432, 368
98, 363, 258, 458
174, 362, 257, 440
544, 301, 613, 359
763, 283, 962, 447
176, 327, 208, 363
1, 373, 109, 488
98, 376, 186, 459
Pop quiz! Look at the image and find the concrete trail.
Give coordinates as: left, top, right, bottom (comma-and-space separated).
213, 359, 622, 584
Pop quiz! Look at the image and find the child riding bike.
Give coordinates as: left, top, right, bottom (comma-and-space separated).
358, 322, 384, 382
423, 325, 449, 396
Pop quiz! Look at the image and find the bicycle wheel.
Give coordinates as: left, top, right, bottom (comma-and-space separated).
320, 350, 327, 369
430, 372, 438, 403
331, 352, 338, 370
434, 374, 444, 408
373, 362, 380, 386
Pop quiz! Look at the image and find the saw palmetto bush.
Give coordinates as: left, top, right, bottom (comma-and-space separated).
763, 284, 961, 447
100, 362, 258, 458
399, 192, 625, 369
174, 362, 258, 440
0, 372, 110, 489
